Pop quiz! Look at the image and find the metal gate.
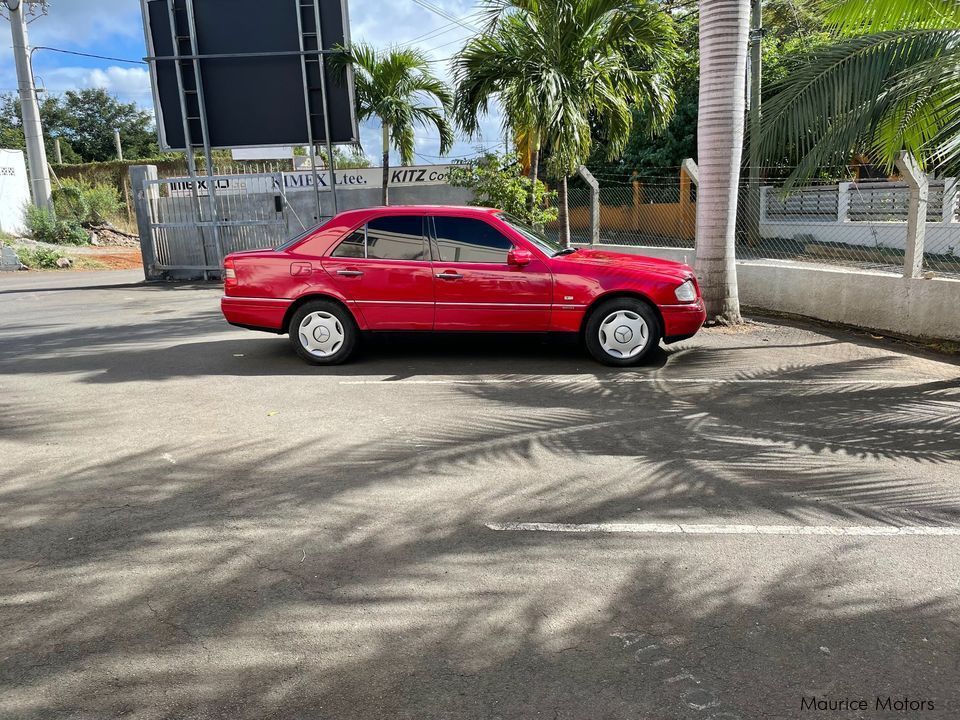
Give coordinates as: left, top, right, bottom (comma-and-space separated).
137, 172, 300, 278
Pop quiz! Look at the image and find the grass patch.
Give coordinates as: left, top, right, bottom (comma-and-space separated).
24, 205, 89, 245
16, 247, 68, 270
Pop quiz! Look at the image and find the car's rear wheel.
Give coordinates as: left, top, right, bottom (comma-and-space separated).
289, 300, 358, 365
584, 298, 661, 366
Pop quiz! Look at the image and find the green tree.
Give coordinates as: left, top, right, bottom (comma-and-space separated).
585, 0, 828, 181
0, 89, 158, 163
759, 0, 960, 183
320, 146, 373, 169
449, 151, 557, 227
453, 0, 677, 245
331, 44, 454, 205
58, 89, 158, 161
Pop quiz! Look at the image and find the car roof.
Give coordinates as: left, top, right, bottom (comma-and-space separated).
332, 205, 501, 223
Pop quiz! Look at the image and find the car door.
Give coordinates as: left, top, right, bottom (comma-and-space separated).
322, 214, 434, 330
430, 215, 553, 331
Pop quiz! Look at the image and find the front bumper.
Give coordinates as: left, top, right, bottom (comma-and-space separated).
660, 298, 707, 341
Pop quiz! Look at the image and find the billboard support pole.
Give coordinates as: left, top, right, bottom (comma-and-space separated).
184, 0, 224, 266
166, 0, 211, 279
295, 0, 323, 222
312, 0, 338, 216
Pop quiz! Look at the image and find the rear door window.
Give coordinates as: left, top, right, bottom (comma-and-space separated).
331, 216, 428, 261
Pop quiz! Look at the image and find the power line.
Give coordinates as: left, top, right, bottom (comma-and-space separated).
403, 18, 468, 46
410, 0, 480, 33
423, 34, 473, 54
30, 46, 147, 65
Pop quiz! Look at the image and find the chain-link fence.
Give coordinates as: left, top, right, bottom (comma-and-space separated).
558, 165, 960, 277
565, 171, 697, 249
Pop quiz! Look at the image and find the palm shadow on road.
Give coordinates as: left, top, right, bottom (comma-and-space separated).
2, 340, 960, 718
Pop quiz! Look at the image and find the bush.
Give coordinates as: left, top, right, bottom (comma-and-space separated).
16, 246, 68, 270
449, 152, 558, 227
52, 178, 122, 226
53, 184, 90, 224
23, 205, 89, 245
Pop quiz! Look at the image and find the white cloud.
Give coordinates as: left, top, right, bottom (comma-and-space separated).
21, 0, 143, 46
86, 66, 152, 101
34, 65, 152, 106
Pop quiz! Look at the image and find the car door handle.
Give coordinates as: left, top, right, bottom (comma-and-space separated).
435, 271, 463, 280
336, 269, 364, 277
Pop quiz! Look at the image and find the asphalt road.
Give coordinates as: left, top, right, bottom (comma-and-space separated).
1, 269, 959, 720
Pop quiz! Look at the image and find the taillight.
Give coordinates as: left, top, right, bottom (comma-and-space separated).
223, 257, 237, 289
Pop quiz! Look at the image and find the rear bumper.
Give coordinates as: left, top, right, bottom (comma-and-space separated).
660, 299, 706, 341
221, 296, 291, 333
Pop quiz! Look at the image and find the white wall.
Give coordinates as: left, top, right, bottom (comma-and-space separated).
759, 220, 960, 253
0, 149, 30, 236
573, 243, 960, 341
758, 184, 960, 252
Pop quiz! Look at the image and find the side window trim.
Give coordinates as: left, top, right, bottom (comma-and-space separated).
431, 215, 515, 264
331, 216, 433, 261
427, 216, 439, 262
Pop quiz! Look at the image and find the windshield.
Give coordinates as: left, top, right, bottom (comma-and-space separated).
497, 213, 567, 257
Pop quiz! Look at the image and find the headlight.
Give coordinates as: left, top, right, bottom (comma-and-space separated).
674, 279, 697, 302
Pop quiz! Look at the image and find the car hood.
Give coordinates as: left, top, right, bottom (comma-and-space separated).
555, 247, 694, 280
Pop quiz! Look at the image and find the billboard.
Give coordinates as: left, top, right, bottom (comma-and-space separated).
142, 0, 359, 151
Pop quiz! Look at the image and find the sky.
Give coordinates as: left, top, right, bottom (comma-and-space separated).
0, 0, 505, 164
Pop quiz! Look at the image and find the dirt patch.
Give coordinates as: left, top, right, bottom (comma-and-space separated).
77, 248, 142, 270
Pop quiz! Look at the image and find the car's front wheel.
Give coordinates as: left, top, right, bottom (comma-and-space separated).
289, 300, 358, 365
584, 298, 661, 366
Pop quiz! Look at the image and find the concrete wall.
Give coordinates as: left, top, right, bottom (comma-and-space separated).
0, 149, 30, 235
737, 261, 960, 341
573, 243, 960, 341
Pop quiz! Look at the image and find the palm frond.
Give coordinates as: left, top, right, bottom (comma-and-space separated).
824, 0, 960, 34
452, 0, 677, 176
758, 28, 960, 184
333, 42, 453, 159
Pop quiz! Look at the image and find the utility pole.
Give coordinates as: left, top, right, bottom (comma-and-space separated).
6, 0, 52, 210
747, 0, 763, 242
114, 129, 123, 161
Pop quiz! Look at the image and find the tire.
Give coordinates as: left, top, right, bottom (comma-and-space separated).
584, 297, 662, 367
288, 299, 358, 365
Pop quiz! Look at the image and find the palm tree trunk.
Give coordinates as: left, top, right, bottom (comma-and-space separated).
529, 146, 539, 214
557, 175, 570, 247
381, 123, 390, 206
694, 0, 748, 324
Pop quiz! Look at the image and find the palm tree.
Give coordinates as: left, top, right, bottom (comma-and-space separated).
332, 44, 454, 205
694, 0, 751, 323
759, 0, 960, 183
453, 0, 677, 245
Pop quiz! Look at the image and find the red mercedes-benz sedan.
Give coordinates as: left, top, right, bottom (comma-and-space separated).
220, 205, 706, 366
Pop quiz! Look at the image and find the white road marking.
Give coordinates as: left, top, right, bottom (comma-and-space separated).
486, 522, 960, 536
339, 377, 938, 386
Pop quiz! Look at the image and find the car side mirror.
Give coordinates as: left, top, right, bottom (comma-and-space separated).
508, 248, 532, 267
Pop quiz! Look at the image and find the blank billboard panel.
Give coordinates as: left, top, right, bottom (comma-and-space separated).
143, 0, 358, 151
